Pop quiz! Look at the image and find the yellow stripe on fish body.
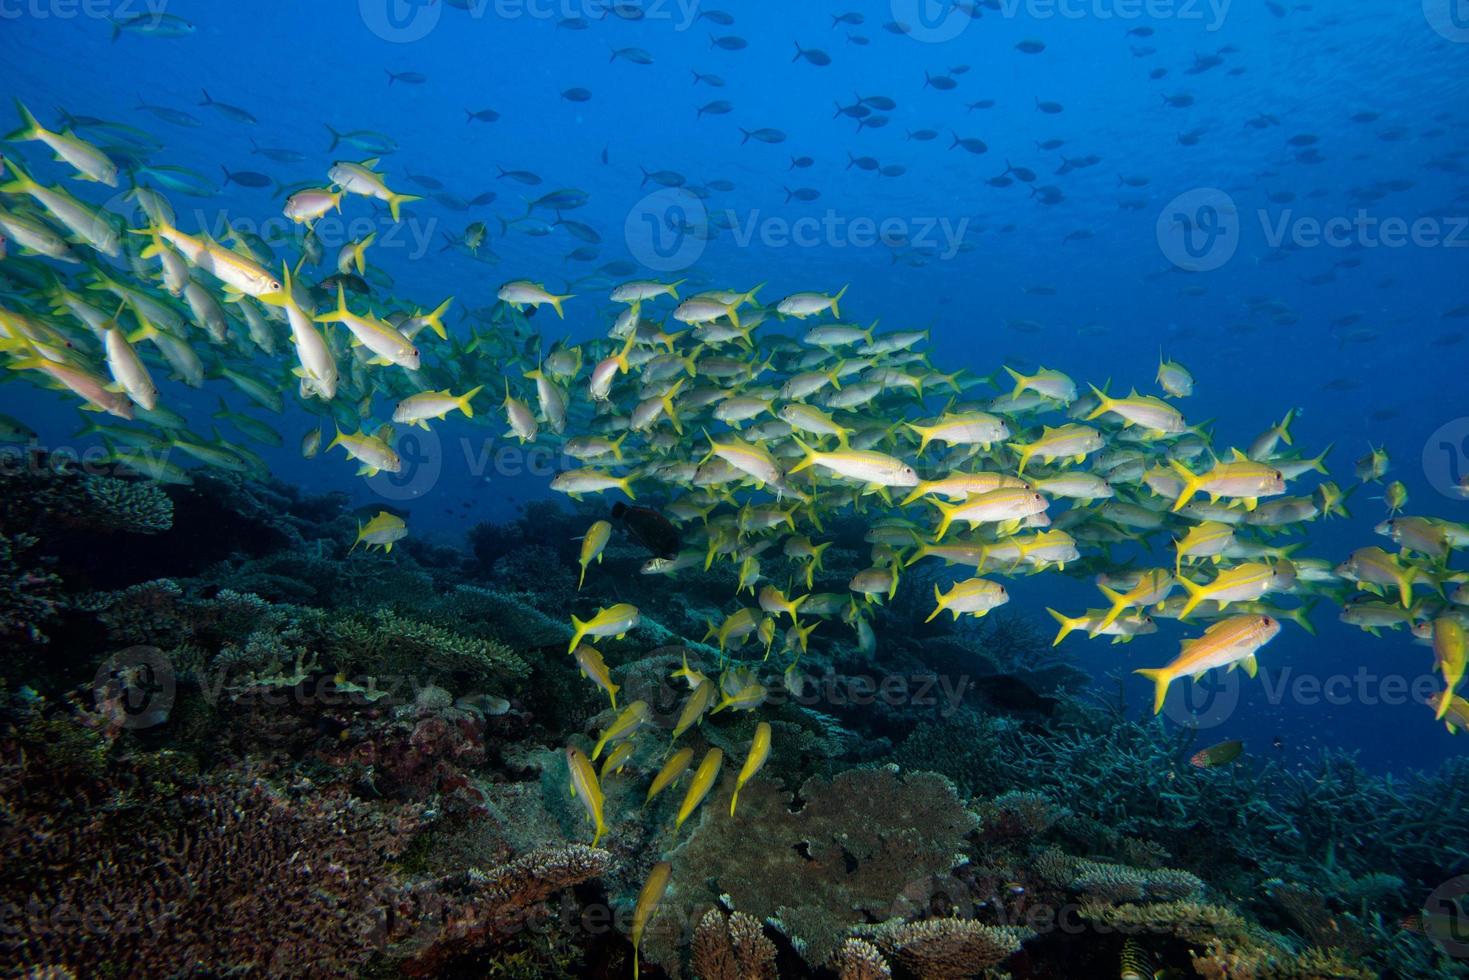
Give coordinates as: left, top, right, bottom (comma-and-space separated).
630, 861, 673, 980
1134, 614, 1282, 714
567, 603, 640, 654
730, 722, 771, 817
646, 747, 695, 804
392, 386, 483, 428
674, 748, 724, 830
565, 746, 607, 846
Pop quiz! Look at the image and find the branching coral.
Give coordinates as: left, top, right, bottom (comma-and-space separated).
0, 532, 63, 644
689, 908, 779, 980
856, 917, 1030, 980
325, 607, 530, 686
833, 937, 893, 980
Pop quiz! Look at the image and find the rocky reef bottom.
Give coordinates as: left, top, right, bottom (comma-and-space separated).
1, 460, 1464, 978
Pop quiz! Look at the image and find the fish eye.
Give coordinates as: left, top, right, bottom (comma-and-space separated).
1263, 616, 1274, 626
1273, 471, 1283, 480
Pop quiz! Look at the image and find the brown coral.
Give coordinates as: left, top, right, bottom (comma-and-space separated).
833, 938, 893, 980
690, 907, 779, 980
396, 844, 612, 975
665, 765, 978, 966
857, 917, 1030, 980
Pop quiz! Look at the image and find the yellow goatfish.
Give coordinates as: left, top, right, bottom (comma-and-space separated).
730, 721, 771, 816
1135, 614, 1282, 714
645, 747, 694, 804
592, 700, 648, 760
577, 520, 613, 589
573, 643, 620, 708
567, 603, 641, 654
630, 861, 672, 980
1433, 617, 1466, 718
351, 511, 407, 553
674, 748, 723, 830
565, 746, 606, 846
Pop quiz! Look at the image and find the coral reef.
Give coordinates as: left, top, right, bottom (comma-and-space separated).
689, 907, 780, 980
665, 765, 978, 966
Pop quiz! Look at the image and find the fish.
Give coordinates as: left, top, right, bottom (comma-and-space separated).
629, 861, 672, 980
1136, 615, 1282, 714
591, 700, 648, 760
351, 511, 407, 553
567, 603, 641, 654
674, 748, 723, 830
577, 520, 612, 589
730, 721, 771, 816
1190, 739, 1244, 768
565, 746, 606, 846
573, 644, 620, 708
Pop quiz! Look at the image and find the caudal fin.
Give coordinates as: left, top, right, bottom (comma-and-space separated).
1134, 667, 1173, 715
1168, 459, 1203, 512
568, 615, 588, 655
1047, 607, 1083, 646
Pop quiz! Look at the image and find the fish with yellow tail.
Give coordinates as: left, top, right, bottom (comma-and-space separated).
572, 643, 619, 708
1428, 691, 1469, 733
1176, 561, 1294, 620
630, 861, 672, 980
351, 511, 407, 554
326, 425, 401, 477
926, 578, 1008, 622
567, 603, 640, 655
591, 700, 649, 760
1085, 384, 1188, 437
391, 386, 483, 429
1094, 568, 1174, 633
672, 678, 716, 738
1335, 546, 1417, 609
327, 157, 421, 221
7, 100, 118, 185
1168, 450, 1287, 513
645, 746, 694, 804
565, 745, 606, 846
730, 721, 771, 817
1134, 613, 1282, 714
1007, 424, 1104, 474
1433, 617, 1466, 718
674, 747, 723, 830
589, 329, 639, 401
498, 279, 574, 318
577, 520, 612, 589
787, 435, 920, 488
1046, 608, 1157, 646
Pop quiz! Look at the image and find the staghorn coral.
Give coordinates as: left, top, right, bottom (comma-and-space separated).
0, 532, 63, 644
396, 845, 612, 976
1079, 899, 1252, 947
665, 765, 978, 967
446, 584, 573, 650
1068, 857, 1205, 904
325, 606, 530, 687
689, 907, 779, 980
833, 938, 893, 980
856, 918, 1030, 980
0, 456, 172, 535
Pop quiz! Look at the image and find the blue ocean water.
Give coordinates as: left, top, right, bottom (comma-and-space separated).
3, 0, 1468, 782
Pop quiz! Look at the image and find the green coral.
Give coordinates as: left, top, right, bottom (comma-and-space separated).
324, 607, 530, 687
